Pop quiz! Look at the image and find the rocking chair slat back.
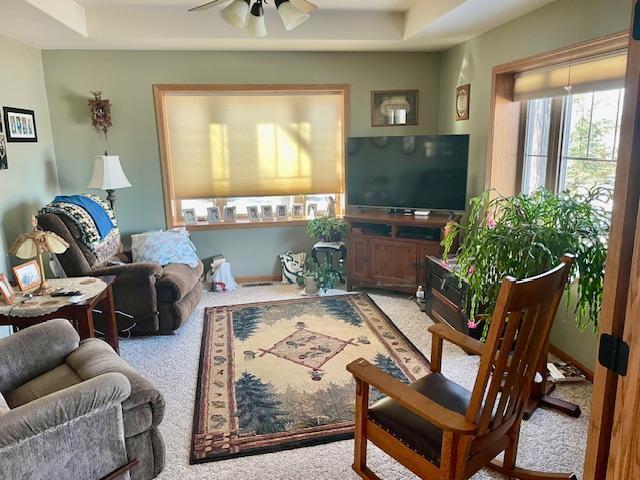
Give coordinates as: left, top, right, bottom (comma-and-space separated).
468, 255, 574, 439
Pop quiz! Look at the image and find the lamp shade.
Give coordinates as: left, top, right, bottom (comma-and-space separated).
247, 1, 267, 37
10, 218, 69, 259
275, 0, 309, 30
220, 0, 250, 29
88, 155, 131, 190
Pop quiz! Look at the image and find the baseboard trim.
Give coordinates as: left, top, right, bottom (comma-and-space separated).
549, 343, 594, 383
235, 274, 281, 284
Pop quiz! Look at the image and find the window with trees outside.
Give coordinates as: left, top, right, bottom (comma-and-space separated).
154, 84, 348, 228
521, 89, 624, 204
517, 51, 626, 212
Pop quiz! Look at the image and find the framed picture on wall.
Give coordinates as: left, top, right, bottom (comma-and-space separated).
371, 90, 418, 127
455, 84, 471, 121
0, 115, 7, 170
3, 107, 38, 142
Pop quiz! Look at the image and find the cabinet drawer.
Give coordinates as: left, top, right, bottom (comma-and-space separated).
427, 296, 468, 333
427, 270, 464, 307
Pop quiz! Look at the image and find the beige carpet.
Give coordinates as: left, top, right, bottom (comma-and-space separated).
120, 284, 592, 479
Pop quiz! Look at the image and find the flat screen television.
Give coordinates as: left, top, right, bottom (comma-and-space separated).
346, 135, 469, 212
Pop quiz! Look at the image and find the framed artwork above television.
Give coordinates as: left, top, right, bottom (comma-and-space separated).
371, 90, 418, 127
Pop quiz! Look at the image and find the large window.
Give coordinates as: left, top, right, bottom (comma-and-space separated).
154, 84, 348, 227
521, 89, 624, 199
516, 50, 626, 205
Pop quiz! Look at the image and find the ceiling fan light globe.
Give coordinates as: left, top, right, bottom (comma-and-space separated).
276, 0, 309, 30
247, 1, 267, 37
220, 0, 250, 29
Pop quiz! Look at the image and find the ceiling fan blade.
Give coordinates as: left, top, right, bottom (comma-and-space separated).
290, 0, 318, 13
188, 0, 225, 12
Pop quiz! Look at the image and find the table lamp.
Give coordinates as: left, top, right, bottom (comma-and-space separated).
87, 154, 131, 210
9, 217, 69, 295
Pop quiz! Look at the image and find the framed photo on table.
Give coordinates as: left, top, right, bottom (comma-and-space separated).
292, 204, 304, 218
3, 107, 38, 142
12, 260, 41, 292
276, 205, 288, 220
182, 208, 198, 225
261, 205, 274, 220
247, 206, 260, 222
223, 206, 237, 222
0, 273, 15, 305
207, 206, 221, 223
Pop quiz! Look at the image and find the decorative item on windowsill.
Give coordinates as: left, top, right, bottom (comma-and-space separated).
88, 91, 131, 210
9, 216, 69, 296
188, 0, 317, 38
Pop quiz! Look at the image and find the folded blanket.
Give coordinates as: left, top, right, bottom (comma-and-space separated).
54, 195, 114, 239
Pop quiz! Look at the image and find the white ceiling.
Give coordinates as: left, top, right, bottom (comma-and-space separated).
77, 0, 419, 11
0, 0, 558, 51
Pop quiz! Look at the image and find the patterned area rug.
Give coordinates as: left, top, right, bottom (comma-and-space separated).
190, 293, 430, 464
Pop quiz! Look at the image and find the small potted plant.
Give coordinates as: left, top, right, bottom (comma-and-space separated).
307, 217, 347, 242
302, 258, 341, 295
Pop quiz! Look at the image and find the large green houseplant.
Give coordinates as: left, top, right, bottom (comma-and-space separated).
442, 187, 610, 337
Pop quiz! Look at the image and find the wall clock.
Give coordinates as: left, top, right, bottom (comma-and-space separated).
455, 84, 470, 121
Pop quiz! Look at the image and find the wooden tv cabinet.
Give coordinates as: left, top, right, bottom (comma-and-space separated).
345, 209, 460, 294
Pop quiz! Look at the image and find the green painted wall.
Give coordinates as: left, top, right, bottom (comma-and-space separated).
436, 0, 632, 369
0, 35, 58, 280
41, 50, 441, 277
0, 35, 58, 337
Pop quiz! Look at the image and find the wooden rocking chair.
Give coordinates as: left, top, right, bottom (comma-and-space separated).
347, 255, 577, 480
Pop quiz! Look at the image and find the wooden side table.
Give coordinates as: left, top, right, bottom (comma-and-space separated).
0, 276, 120, 354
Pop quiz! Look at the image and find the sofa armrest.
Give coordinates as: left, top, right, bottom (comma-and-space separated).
90, 262, 163, 323
67, 338, 165, 428
0, 319, 80, 392
0, 372, 131, 448
91, 261, 162, 279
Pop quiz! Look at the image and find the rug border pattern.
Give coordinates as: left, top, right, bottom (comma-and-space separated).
190, 292, 430, 464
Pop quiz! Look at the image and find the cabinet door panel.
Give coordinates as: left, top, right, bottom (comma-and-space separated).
368, 240, 418, 286
348, 235, 368, 280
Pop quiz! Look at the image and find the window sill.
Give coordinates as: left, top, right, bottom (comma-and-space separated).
179, 218, 311, 231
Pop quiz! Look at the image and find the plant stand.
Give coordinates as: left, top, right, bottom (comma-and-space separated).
523, 348, 582, 420
311, 241, 346, 282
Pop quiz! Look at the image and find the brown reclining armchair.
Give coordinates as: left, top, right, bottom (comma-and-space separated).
37, 212, 203, 335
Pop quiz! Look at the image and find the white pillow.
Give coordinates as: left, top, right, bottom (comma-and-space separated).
131, 230, 200, 268
0, 392, 9, 415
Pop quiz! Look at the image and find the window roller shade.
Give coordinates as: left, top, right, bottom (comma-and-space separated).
163, 91, 345, 199
514, 52, 627, 101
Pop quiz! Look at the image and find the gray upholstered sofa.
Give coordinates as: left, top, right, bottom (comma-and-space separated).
37, 211, 203, 335
0, 319, 165, 480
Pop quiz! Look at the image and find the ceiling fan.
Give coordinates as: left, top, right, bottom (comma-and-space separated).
188, 0, 318, 37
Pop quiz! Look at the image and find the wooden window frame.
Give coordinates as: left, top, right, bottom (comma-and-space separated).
153, 83, 350, 230
486, 31, 629, 197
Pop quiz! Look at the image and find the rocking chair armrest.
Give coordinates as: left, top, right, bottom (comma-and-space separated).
428, 323, 485, 356
347, 359, 478, 435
